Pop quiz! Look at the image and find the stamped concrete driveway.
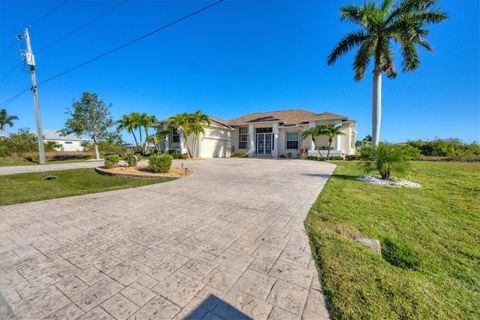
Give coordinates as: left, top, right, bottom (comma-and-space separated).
0, 158, 335, 320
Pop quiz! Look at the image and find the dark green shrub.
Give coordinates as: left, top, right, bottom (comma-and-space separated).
279, 154, 286, 159
149, 154, 172, 173
232, 150, 248, 158
125, 153, 137, 167
168, 149, 182, 159
287, 152, 293, 159
104, 154, 120, 169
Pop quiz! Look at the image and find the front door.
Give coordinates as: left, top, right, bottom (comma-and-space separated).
256, 133, 272, 155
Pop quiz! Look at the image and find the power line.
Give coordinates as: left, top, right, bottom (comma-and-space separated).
0, 0, 224, 107
30, 0, 69, 27
0, 62, 23, 85
0, 39, 17, 61
37, 0, 128, 54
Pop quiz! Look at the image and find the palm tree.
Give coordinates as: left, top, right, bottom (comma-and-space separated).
138, 113, 157, 155
117, 113, 141, 153
327, 0, 447, 147
319, 124, 344, 160
187, 110, 210, 158
0, 109, 19, 135
301, 126, 322, 150
167, 113, 192, 158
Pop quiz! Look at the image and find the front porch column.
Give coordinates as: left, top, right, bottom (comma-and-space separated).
335, 120, 342, 151
163, 123, 169, 152
272, 123, 279, 158
308, 121, 316, 151
248, 124, 255, 157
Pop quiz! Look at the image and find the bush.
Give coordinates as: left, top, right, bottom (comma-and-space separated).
104, 154, 120, 169
124, 153, 137, 167
287, 152, 293, 159
407, 138, 480, 158
279, 154, 286, 159
231, 150, 248, 158
168, 149, 183, 159
149, 154, 172, 173
361, 143, 410, 179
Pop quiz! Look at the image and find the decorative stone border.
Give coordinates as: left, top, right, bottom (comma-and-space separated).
94, 166, 191, 179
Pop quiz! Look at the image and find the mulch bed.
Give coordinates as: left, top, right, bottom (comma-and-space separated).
95, 166, 191, 179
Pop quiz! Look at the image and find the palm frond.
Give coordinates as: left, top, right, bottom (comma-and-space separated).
386, 0, 437, 23
353, 38, 374, 80
327, 31, 367, 65
340, 4, 364, 23
411, 11, 448, 24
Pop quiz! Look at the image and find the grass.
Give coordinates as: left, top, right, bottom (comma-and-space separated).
305, 161, 480, 320
0, 168, 173, 205
0, 157, 94, 167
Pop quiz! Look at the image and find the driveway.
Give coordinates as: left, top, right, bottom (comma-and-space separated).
0, 158, 335, 320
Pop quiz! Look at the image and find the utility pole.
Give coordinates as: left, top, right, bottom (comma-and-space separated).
22, 27, 46, 164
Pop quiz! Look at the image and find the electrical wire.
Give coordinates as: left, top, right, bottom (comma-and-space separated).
30, 0, 69, 27
0, 0, 224, 107
37, 0, 128, 54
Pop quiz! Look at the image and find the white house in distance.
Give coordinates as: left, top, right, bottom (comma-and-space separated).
43, 130, 87, 152
154, 109, 356, 158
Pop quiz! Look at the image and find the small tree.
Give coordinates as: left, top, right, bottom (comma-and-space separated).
117, 113, 141, 152
319, 124, 345, 160
186, 110, 210, 158
301, 126, 322, 150
62, 92, 114, 160
0, 109, 19, 134
362, 143, 410, 179
139, 113, 157, 155
167, 113, 192, 158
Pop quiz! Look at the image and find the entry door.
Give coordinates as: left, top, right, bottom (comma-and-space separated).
256, 133, 272, 155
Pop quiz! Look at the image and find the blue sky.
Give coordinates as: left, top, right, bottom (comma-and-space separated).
1, 0, 478, 143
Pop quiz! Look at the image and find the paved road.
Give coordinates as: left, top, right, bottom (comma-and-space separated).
0, 161, 104, 176
0, 158, 335, 320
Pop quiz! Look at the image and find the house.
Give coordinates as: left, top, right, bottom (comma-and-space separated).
43, 130, 87, 152
154, 109, 356, 158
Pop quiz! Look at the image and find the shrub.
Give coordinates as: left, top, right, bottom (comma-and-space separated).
231, 150, 248, 158
149, 154, 172, 173
287, 152, 293, 159
361, 143, 410, 179
407, 138, 480, 158
104, 154, 120, 169
168, 149, 183, 159
125, 153, 137, 167
279, 154, 286, 159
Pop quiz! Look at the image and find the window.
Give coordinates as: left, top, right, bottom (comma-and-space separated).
171, 128, 180, 143
286, 131, 299, 149
238, 127, 247, 149
64, 141, 73, 144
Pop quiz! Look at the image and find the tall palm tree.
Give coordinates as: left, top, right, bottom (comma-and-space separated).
301, 126, 322, 150
117, 113, 141, 153
167, 113, 192, 158
327, 0, 447, 147
0, 109, 19, 134
138, 113, 157, 155
319, 124, 345, 160
187, 110, 211, 158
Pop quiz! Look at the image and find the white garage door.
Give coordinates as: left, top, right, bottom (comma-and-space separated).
200, 138, 230, 158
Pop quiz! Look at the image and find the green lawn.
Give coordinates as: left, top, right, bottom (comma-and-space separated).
0, 157, 94, 167
305, 161, 480, 320
0, 169, 173, 205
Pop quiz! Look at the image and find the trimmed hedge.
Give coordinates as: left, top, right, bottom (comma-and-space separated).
149, 154, 173, 173
104, 154, 120, 169
124, 153, 137, 167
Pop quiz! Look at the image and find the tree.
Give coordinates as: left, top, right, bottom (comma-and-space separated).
117, 113, 141, 153
327, 0, 447, 147
61, 92, 114, 160
167, 113, 192, 157
318, 124, 345, 160
138, 113, 157, 155
0, 109, 19, 134
301, 126, 322, 150
186, 110, 210, 158
362, 143, 410, 179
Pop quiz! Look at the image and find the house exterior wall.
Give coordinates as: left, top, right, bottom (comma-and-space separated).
46, 139, 85, 152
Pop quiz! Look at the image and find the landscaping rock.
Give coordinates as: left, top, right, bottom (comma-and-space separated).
357, 175, 421, 188
357, 238, 382, 255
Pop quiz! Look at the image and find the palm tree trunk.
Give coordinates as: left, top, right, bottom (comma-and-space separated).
138, 128, 144, 155
372, 69, 382, 147
327, 139, 332, 160
131, 130, 140, 153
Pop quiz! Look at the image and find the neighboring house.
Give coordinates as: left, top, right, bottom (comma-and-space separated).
43, 130, 87, 152
154, 109, 357, 158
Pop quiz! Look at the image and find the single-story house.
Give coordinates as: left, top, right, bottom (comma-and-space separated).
43, 130, 87, 152
153, 109, 356, 158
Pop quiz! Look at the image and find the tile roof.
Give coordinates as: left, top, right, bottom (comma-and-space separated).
227, 109, 349, 126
